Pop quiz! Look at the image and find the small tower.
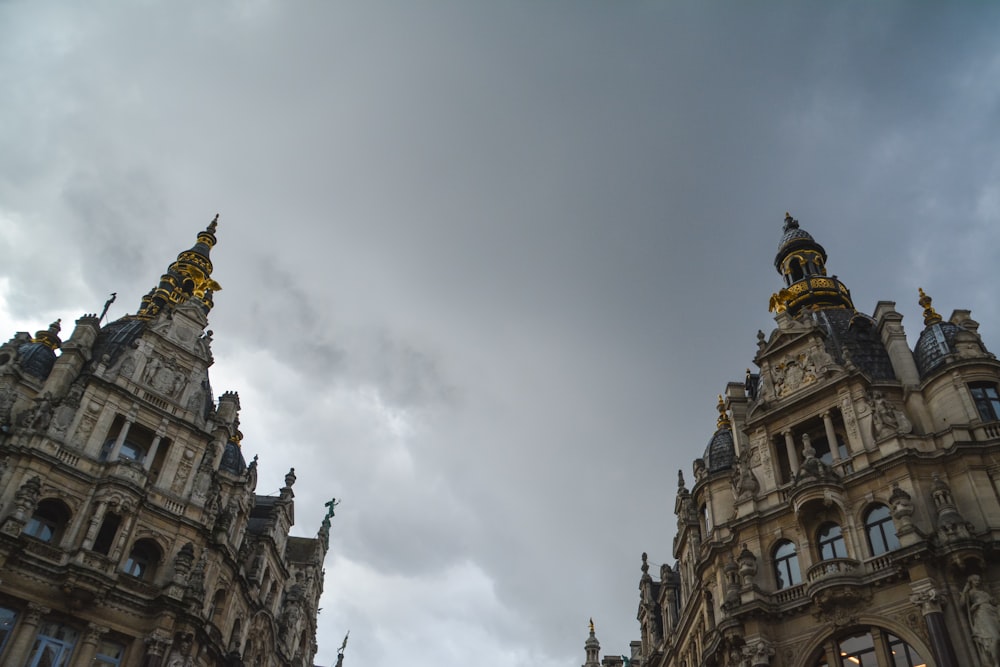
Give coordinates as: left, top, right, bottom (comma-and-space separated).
770, 213, 855, 316
583, 618, 601, 667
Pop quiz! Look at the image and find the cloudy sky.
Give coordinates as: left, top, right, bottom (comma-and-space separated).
2, 2, 1000, 665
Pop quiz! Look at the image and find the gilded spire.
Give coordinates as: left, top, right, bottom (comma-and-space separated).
716, 394, 730, 429
918, 288, 942, 326
137, 216, 223, 319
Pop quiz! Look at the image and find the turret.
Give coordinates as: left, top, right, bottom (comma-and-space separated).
583, 618, 601, 667
769, 213, 855, 316
42, 314, 101, 399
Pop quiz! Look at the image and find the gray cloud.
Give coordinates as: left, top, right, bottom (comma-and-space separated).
2, 2, 1000, 665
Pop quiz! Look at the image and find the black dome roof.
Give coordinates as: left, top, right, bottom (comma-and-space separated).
219, 439, 247, 475
914, 321, 961, 379
91, 318, 146, 368
703, 427, 736, 474
16, 342, 56, 380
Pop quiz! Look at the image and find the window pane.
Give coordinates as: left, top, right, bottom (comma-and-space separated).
774, 541, 801, 589
818, 524, 846, 560
0, 606, 17, 653
95, 639, 126, 666
886, 634, 925, 667
838, 631, 877, 667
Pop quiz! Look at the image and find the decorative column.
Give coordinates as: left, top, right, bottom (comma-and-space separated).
910, 583, 959, 667
108, 415, 134, 462
71, 623, 109, 667
110, 512, 136, 564
144, 432, 165, 471
783, 430, 800, 476
4, 602, 49, 665
821, 412, 841, 463
143, 630, 173, 667
79, 500, 108, 551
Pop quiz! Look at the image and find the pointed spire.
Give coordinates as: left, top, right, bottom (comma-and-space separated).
918, 288, 943, 326
136, 215, 223, 319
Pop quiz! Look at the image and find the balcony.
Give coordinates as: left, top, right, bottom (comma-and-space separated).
806, 558, 867, 610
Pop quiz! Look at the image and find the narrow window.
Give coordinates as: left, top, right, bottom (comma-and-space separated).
773, 540, 801, 589
0, 606, 17, 655
93, 513, 121, 555
864, 505, 900, 556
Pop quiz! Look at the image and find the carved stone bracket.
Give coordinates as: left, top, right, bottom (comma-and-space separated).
743, 638, 775, 667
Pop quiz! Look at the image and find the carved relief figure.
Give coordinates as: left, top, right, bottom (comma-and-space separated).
24, 392, 54, 431
962, 574, 1000, 667
732, 453, 760, 501
869, 391, 898, 436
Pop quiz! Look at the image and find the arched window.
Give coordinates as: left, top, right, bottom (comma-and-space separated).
811, 628, 925, 666
864, 505, 900, 556
817, 522, 847, 560
700, 504, 712, 535
24, 499, 71, 544
773, 540, 801, 589
208, 589, 227, 623
124, 538, 161, 580
789, 257, 804, 282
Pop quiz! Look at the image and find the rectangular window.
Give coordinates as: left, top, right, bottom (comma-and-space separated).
0, 606, 17, 656
28, 622, 78, 667
95, 639, 126, 666
970, 383, 1000, 422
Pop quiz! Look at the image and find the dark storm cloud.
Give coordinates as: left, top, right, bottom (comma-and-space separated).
2, 2, 1000, 666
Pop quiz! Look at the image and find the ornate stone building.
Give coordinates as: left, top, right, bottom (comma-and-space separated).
0, 219, 330, 666
588, 215, 1000, 667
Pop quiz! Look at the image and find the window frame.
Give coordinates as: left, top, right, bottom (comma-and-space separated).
123, 539, 161, 581
864, 504, 900, 557
24, 499, 70, 544
970, 382, 1000, 422
773, 540, 802, 589
816, 522, 847, 560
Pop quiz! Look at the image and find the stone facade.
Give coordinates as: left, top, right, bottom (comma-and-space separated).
0, 219, 327, 666
587, 215, 1000, 667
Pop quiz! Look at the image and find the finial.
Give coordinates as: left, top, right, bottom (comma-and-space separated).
641, 552, 649, 575
677, 469, 686, 490
783, 212, 799, 231
918, 287, 942, 325
284, 467, 297, 488
207, 214, 219, 234
716, 394, 730, 429
589, 618, 595, 635
338, 631, 349, 655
